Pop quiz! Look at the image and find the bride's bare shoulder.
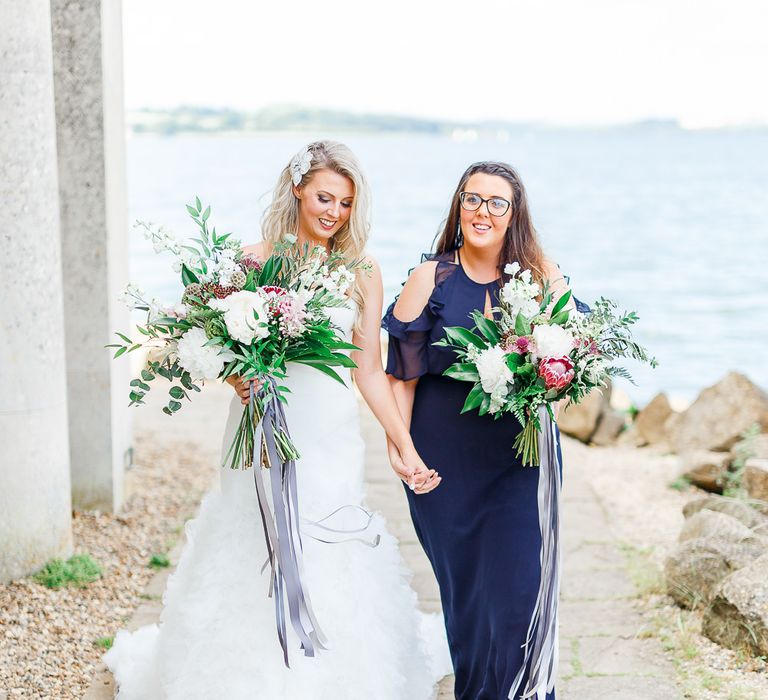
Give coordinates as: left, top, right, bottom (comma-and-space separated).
241, 241, 270, 259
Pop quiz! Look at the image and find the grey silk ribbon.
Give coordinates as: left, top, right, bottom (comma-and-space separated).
508, 406, 562, 700
249, 379, 327, 667
248, 379, 380, 666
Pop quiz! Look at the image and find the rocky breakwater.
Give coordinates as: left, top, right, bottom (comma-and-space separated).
654, 373, 768, 656
560, 371, 768, 656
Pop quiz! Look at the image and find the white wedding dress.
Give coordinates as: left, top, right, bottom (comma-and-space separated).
104, 306, 451, 699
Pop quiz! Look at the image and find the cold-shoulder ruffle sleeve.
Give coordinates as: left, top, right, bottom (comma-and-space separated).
381, 256, 453, 381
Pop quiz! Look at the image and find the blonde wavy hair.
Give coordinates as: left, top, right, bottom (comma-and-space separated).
261, 140, 371, 333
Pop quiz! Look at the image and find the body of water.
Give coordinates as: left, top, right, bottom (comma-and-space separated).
127, 128, 768, 404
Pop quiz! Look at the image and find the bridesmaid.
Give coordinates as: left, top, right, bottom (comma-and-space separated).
383, 161, 573, 700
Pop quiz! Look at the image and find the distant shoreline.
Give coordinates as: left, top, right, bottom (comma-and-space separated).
127, 106, 766, 137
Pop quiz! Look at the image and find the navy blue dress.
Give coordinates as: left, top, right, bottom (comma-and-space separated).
383, 253, 558, 700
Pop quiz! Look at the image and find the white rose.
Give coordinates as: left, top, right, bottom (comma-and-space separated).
504, 262, 521, 276
176, 328, 233, 380
209, 290, 270, 344
475, 345, 514, 400
532, 324, 575, 359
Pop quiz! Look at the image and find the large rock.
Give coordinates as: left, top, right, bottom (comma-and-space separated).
590, 410, 626, 446
634, 393, 674, 446
681, 451, 731, 493
752, 436, 768, 460
703, 553, 768, 656
669, 373, 768, 454
678, 510, 762, 545
665, 537, 765, 608
683, 495, 768, 530
559, 384, 611, 443
744, 458, 768, 502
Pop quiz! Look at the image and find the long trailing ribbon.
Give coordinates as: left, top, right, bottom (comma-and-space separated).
248, 379, 327, 667
247, 379, 380, 667
509, 405, 562, 700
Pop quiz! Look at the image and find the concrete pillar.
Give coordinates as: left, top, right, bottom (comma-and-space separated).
0, 0, 73, 581
50, 0, 131, 511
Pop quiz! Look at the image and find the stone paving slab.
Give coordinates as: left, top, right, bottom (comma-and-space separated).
560, 675, 682, 700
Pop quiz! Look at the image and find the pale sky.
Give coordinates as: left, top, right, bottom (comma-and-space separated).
123, 0, 768, 128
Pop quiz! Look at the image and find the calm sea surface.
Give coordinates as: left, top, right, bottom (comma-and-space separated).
127, 129, 768, 404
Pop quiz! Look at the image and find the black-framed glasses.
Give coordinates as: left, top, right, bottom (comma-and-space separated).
459, 191, 511, 217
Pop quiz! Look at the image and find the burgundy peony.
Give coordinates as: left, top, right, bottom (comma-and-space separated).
538, 356, 575, 391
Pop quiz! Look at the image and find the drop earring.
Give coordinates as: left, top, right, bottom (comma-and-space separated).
456, 223, 464, 248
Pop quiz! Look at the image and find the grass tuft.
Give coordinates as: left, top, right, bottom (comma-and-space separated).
149, 553, 170, 569
33, 553, 102, 589
94, 635, 114, 650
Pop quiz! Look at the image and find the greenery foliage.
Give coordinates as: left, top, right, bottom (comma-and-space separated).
33, 554, 102, 589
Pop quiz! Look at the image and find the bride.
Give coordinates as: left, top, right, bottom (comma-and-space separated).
104, 140, 450, 699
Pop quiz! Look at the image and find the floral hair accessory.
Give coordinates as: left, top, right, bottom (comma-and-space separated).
290, 146, 313, 186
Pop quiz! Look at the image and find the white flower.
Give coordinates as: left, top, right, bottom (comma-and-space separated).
501, 289, 540, 319
532, 324, 575, 359
500, 264, 540, 320
209, 290, 270, 344
290, 147, 313, 186
475, 345, 514, 411
176, 328, 233, 380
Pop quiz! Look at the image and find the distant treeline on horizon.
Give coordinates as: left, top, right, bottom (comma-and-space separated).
127, 106, 748, 136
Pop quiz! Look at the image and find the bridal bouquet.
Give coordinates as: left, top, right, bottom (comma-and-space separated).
435, 262, 657, 466
108, 199, 367, 664
110, 198, 363, 470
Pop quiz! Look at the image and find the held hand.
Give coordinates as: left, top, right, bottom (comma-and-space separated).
388, 443, 441, 495
225, 375, 263, 405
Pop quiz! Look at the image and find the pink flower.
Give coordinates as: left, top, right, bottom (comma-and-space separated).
503, 335, 536, 355
538, 356, 575, 391
240, 255, 262, 272
577, 337, 600, 355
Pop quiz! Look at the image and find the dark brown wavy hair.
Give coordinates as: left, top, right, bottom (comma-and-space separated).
434, 161, 545, 284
